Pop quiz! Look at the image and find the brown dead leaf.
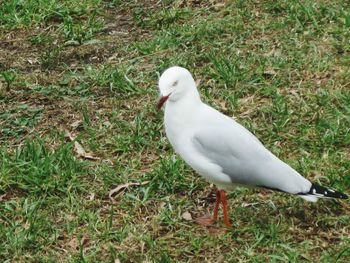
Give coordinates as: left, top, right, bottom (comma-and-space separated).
27, 58, 39, 65
65, 130, 100, 161
103, 120, 111, 127
74, 141, 86, 156
88, 193, 95, 201
74, 141, 100, 160
239, 108, 255, 117
108, 52, 119, 62
264, 48, 281, 57
263, 68, 277, 76
214, 99, 227, 111
109, 181, 150, 200
182, 211, 193, 221
64, 130, 75, 141
66, 214, 75, 221
22, 222, 30, 230
67, 237, 79, 251
0, 194, 6, 201
159, 201, 166, 210
241, 202, 259, 207
238, 94, 255, 104
70, 120, 82, 129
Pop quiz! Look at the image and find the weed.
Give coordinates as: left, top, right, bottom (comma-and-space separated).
1, 69, 17, 91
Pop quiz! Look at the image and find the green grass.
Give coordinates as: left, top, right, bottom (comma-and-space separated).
1, 0, 350, 262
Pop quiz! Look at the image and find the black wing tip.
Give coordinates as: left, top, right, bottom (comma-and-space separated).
300, 183, 348, 200
258, 184, 348, 200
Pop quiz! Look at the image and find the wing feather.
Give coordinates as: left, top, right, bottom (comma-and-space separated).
192, 124, 311, 194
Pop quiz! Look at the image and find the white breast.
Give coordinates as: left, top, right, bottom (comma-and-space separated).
164, 101, 233, 189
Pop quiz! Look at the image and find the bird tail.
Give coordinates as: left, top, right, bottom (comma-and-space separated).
298, 183, 348, 202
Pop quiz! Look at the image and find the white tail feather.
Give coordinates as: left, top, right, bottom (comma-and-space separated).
300, 195, 318, 202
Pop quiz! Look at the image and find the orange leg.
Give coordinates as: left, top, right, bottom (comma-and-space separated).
195, 189, 221, 226
220, 190, 232, 227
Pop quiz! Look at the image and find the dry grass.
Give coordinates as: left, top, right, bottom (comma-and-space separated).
1, 0, 349, 262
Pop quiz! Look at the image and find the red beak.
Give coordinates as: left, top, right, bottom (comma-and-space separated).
157, 95, 170, 110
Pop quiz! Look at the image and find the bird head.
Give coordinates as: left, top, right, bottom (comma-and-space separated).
157, 66, 197, 109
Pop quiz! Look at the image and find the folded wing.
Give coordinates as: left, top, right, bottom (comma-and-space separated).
192, 123, 311, 194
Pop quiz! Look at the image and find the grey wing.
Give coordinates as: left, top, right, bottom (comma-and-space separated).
192, 125, 311, 194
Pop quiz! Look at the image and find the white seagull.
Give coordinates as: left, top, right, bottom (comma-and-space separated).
157, 66, 348, 227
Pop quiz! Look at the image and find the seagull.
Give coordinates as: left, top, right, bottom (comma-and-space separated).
157, 66, 348, 227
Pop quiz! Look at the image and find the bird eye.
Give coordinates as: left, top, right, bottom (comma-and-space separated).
172, 80, 178, 86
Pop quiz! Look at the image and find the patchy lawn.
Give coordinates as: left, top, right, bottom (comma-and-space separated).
1, 0, 349, 262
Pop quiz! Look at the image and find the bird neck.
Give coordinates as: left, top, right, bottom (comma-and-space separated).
164, 91, 202, 146
168, 89, 201, 109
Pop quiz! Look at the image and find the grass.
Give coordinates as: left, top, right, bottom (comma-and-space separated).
0, 0, 349, 262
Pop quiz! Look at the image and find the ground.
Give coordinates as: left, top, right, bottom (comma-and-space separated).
0, 0, 350, 262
